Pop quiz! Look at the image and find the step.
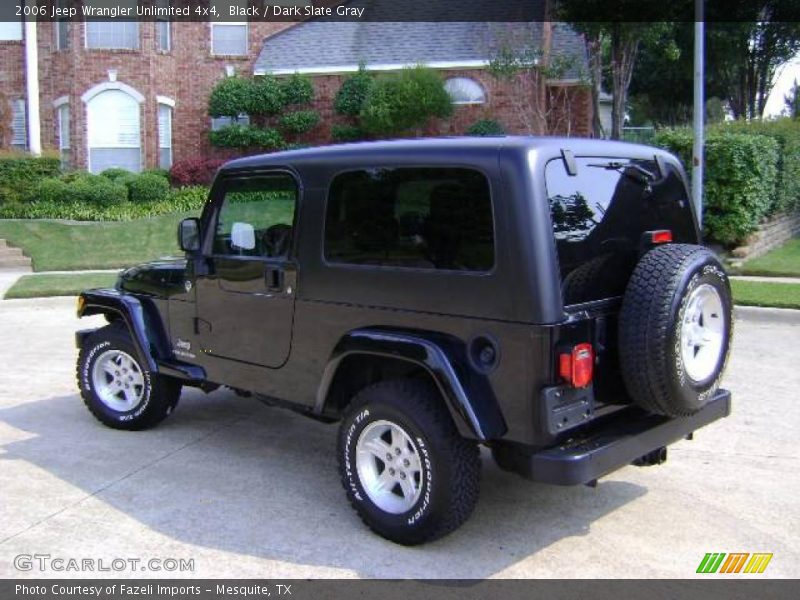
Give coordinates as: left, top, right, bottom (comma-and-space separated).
0, 256, 32, 268
0, 239, 7, 249
0, 246, 24, 258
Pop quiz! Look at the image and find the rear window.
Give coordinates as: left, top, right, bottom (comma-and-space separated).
546, 156, 696, 305
325, 167, 494, 272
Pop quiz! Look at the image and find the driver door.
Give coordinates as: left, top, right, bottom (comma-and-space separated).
194, 172, 298, 368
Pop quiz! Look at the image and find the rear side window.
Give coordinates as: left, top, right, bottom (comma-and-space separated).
325, 167, 494, 271
546, 156, 696, 305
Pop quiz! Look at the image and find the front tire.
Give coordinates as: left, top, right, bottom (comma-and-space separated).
338, 380, 480, 545
77, 323, 181, 430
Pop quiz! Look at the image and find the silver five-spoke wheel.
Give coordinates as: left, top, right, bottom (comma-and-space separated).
680, 283, 725, 382
91, 349, 145, 412
355, 419, 423, 514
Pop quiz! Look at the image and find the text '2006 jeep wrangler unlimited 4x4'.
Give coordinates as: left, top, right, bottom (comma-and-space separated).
76, 137, 732, 545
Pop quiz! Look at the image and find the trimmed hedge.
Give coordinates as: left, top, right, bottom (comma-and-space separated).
334, 66, 374, 117
123, 172, 171, 203
331, 124, 366, 143
209, 124, 285, 150
0, 154, 62, 205
712, 119, 800, 214
279, 110, 321, 135
655, 129, 779, 245
0, 185, 209, 221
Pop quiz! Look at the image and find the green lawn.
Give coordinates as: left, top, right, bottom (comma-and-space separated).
731, 280, 800, 310
740, 239, 800, 278
4, 272, 118, 299
0, 211, 194, 271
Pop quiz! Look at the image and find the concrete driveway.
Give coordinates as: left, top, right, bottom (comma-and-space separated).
0, 296, 797, 579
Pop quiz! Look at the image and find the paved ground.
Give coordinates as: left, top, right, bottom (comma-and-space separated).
0, 295, 797, 579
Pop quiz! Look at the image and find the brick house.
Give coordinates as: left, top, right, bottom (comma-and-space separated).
0, 13, 591, 173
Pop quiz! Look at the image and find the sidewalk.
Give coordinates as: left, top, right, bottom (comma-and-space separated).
730, 275, 800, 285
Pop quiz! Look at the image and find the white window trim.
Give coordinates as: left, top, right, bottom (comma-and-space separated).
84, 84, 143, 174
82, 81, 145, 105
53, 95, 69, 108
156, 95, 176, 108
444, 77, 487, 106
210, 21, 249, 56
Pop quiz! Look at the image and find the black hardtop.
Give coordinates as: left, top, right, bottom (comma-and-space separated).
220, 136, 680, 175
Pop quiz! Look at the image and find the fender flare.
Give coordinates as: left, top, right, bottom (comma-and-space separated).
77, 289, 205, 381
316, 328, 508, 442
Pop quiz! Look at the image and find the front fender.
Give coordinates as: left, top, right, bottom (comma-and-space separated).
77, 288, 170, 373
317, 328, 508, 442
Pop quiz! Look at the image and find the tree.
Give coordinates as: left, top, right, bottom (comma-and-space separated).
359, 66, 453, 137
486, 24, 587, 136
559, 1, 675, 138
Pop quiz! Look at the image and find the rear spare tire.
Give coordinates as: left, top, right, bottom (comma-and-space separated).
618, 244, 732, 417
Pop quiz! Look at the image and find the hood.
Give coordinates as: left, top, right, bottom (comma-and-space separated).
118, 257, 188, 298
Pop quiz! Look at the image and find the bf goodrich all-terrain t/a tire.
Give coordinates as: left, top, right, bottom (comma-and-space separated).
77, 323, 181, 430
338, 379, 480, 545
618, 244, 733, 417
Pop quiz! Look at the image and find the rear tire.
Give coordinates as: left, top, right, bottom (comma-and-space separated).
77, 323, 181, 430
618, 244, 732, 416
338, 379, 480, 545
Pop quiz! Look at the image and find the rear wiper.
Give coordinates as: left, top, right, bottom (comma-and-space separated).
587, 161, 656, 186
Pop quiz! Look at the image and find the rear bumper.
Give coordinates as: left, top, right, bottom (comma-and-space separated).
494, 389, 731, 486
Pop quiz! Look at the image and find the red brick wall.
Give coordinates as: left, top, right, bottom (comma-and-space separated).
2, 21, 593, 167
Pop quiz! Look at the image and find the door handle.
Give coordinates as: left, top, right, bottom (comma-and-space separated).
265, 266, 284, 292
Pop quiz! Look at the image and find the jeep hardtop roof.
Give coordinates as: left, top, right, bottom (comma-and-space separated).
220, 136, 681, 174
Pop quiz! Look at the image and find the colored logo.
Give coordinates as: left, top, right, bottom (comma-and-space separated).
696, 553, 773, 574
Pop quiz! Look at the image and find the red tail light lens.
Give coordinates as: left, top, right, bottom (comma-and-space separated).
650, 230, 673, 244
559, 343, 594, 388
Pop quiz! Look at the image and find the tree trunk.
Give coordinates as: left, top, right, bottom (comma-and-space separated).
610, 26, 639, 140
585, 33, 603, 138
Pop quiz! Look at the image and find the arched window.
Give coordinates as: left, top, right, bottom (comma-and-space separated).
86, 89, 142, 173
444, 77, 486, 105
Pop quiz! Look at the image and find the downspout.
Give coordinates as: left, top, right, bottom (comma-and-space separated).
24, 8, 41, 156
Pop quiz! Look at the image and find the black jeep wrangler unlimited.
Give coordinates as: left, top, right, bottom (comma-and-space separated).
76, 137, 732, 545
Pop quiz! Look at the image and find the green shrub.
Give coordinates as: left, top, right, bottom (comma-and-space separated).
29, 173, 128, 208
331, 124, 366, 143
0, 185, 211, 221
142, 168, 171, 181
208, 77, 252, 118
334, 66, 374, 116
712, 118, 800, 214
0, 155, 62, 204
100, 167, 132, 181
279, 110, 321, 134
360, 66, 453, 136
209, 124, 284, 149
168, 186, 210, 212
247, 75, 285, 116
655, 129, 779, 245
281, 73, 314, 106
124, 172, 171, 203
467, 119, 505, 136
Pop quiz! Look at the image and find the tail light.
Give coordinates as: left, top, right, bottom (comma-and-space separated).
648, 229, 673, 244
558, 343, 594, 388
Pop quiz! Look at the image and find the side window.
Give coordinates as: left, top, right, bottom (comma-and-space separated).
325, 167, 494, 271
212, 175, 296, 259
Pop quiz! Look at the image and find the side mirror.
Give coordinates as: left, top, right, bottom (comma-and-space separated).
178, 218, 201, 253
